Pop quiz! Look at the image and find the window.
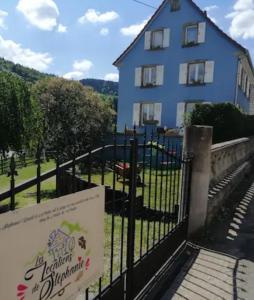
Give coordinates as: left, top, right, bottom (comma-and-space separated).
241, 69, 245, 90
183, 22, 206, 46
179, 61, 214, 85
135, 65, 164, 87
144, 28, 170, 50
185, 25, 198, 45
170, 0, 181, 11
188, 62, 205, 85
142, 103, 156, 124
133, 103, 162, 126
151, 30, 164, 49
142, 66, 157, 87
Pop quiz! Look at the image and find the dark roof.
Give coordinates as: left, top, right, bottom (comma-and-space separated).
113, 0, 253, 73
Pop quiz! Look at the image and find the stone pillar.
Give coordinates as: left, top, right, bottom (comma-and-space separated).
184, 125, 213, 238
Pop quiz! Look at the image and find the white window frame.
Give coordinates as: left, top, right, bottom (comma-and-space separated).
151, 29, 164, 49
140, 65, 164, 87
184, 24, 198, 46
141, 103, 156, 125
144, 28, 170, 50
183, 22, 206, 46
142, 66, 157, 87
187, 62, 205, 85
133, 101, 162, 126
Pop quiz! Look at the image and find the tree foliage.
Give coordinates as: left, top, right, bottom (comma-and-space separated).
0, 72, 34, 153
32, 77, 114, 158
190, 103, 254, 143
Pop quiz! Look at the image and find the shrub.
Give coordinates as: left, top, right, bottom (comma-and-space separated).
190, 103, 254, 143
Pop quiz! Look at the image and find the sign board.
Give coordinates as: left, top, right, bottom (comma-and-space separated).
0, 186, 105, 300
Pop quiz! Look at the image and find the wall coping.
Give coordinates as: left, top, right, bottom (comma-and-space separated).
211, 137, 250, 153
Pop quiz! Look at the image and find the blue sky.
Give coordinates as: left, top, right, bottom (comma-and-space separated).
0, 0, 253, 81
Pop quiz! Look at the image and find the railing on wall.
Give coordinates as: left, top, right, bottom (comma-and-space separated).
0, 129, 192, 300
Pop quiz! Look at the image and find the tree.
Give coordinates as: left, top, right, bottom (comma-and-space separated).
0, 71, 33, 154
31, 77, 114, 159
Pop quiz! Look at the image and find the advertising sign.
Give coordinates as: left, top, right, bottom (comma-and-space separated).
0, 186, 105, 300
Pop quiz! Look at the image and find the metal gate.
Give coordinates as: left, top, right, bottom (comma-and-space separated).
0, 129, 192, 300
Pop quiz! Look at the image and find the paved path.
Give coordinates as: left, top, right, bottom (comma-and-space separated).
161, 177, 254, 300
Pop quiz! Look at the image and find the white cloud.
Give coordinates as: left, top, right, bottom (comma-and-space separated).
63, 59, 93, 80
226, 0, 254, 39
78, 9, 119, 24
104, 73, 119, 82
0, 10, 8, 29
0, 35, 52, 71
120, 18, 149, 37
57, 23, 67, 33
100, 27, 109, 36
73, 59, 93, 73
16, 0, 59, 31
204, 5, 218, 12
63, 71, 83, 80
234, 0, 254, 10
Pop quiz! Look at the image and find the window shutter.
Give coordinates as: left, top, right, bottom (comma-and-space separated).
144, 31, 151, 50
133, 103, 140, 126
135, 67, 142, 87
176, 102, 185, 127
154, 103, 162, 126
247, 80, 250, 98
250, 85, 254, 115
204, 61, 215, 83
163, 28, 170, 48
156, 65, 164, 86
179, 63, 188, 84
238, 63, 242, 86
242, 72, 246, 91
198, 22, 206, 43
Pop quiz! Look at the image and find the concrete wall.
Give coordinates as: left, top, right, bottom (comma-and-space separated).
210, 137, 254, 186
207, 136, 254, 225
185, 126, 254, 237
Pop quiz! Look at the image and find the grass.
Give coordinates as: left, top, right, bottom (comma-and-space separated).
0, 162, 182, 295
0, 160, 56, 210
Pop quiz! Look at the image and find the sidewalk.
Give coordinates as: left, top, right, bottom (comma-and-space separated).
160, 176, 254, 300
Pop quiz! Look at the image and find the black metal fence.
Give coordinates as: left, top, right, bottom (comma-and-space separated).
0, 129, 192, 299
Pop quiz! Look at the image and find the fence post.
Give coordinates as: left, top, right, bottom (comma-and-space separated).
184, 125, 213, 238
0, 156, 3, 175
36, 146, 41, 204
56, 155, 60, 197
126, 138, 138, 300
9, 155, 16, 211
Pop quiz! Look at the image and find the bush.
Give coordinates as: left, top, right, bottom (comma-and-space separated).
190, 103, 254, 143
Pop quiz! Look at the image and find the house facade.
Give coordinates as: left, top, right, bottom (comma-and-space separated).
114, 0, 254, 131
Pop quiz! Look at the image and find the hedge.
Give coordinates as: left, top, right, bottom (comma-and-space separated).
190, 103, 254, 143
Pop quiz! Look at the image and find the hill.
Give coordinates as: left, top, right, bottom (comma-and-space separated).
80, 78, 118, 96
0, 58, 53, 83
0, 58, 119, 96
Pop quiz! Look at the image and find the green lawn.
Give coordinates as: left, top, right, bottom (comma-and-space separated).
0, 160, 56, 210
